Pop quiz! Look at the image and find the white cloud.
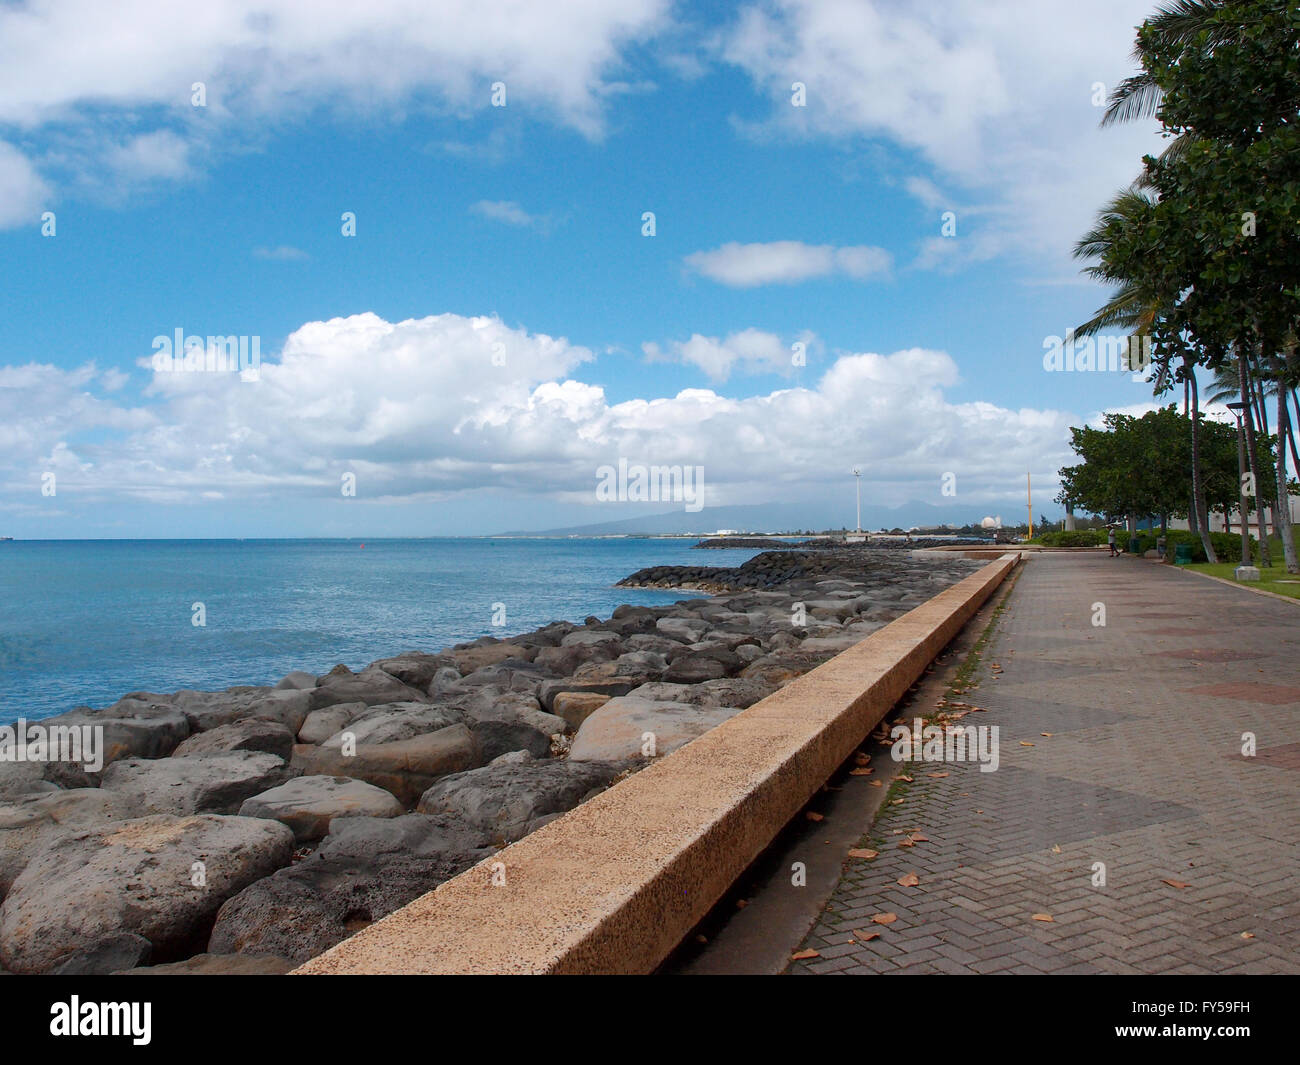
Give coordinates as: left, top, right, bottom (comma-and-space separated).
469, 199, 555, 232
0, 312, 1076, 511
0, 0, 671, 223
684, 240, 892, 287
0, 141, 50, 227
719, 0, 1164, 269
643, 328, 817, 382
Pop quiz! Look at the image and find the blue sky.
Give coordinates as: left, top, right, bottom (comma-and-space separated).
0, 0, 1175, 537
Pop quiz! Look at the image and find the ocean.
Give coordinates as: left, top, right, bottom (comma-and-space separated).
0, 538, 765, 724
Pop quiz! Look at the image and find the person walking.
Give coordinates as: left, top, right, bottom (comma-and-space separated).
1107, 525, 1119, 557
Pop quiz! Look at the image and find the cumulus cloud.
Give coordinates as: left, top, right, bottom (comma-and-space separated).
0, 312, 1076, 512
643, 328, 817, 381
719, 0, 1164, 269
469, 199, 556, 232
684, 240, 892, 287
0, 141, 49, 227
0, 0, 670, 223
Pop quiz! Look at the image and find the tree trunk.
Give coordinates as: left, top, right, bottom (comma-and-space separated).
1288, 388, 1300, 475
1240, 355, 1272, 568
1188, 364, 1217, 562
1274, 347, 1299, 574
1252, 371, 1278, 536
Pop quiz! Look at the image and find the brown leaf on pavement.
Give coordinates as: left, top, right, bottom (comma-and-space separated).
851, 930, 882, 942
850, 767, 874, 776
805, 811, 824, 822
1162, 878, 1189, 890
790, 949, 820, 960
847, 848, 878, 860
898, 872, 920, 887
1031, 913, 1054, 922
870, 912, 898, 925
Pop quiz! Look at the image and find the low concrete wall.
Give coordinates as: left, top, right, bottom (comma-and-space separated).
294, 552, 1020, 975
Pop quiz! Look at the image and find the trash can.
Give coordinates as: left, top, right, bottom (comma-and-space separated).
1128, 537, 1140, 555
1174, 542, 1193, 566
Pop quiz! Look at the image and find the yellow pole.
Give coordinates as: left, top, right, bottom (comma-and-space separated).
1027, 472, 1033, 538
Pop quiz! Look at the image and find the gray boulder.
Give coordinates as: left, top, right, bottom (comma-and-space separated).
0, 788, 136, 896
239, 776, 402, 842
208, 814, 492, 964
567, 696, 743, 762
296, 702, 367, 745
100, 751, 294, 816
309, 667, 429, 711
172, 719, 295, 761
417, 759, 627, 843
0, 814, 295, 974
320, 703, 463, 748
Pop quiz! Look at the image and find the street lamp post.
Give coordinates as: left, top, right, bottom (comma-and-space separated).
852, 468, 861, 533
1226, 401, 1259, 580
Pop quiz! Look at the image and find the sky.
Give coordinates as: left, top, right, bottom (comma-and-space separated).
0, 0, 1186, 537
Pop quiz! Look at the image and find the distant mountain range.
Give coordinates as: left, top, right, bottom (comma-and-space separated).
494, 501, 1012, 537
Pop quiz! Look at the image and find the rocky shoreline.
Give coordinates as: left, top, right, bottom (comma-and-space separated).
0, 547, 983, 975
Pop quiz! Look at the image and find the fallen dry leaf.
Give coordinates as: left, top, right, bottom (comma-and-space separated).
871, 912, 898, 925
899, 774, 914, 782
927, 771, 950, 778
910, 833, 930, 843
1240, 932, 1255, 940
869, 780, 883, 788
851, 930, 882, 942
805, 811, 824, 822
1041, 732, 1053, 737
790, 949, 820, 961
898, 838, 914, 848
849, 767, 874, 776
1051, 844, 1061, 854
1031, 913, 1054, 923
847, 848, 878, 860
1162, 878, 1189, 890
898, 872, 920, 887
1020, 741, 1035, 747
891, 798, 905, 805
853, 752, 871, 766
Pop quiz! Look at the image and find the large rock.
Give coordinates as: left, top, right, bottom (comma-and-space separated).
551, 691, 612, 730
320, 703, 463, 748
99, 752, 294, 816
289, 722, 478, 806
208, 814, 492, 964
370, 652, 455, 690
468, 720, 552, 763
0, 788, 136, 896
448, 643, 536, 674
655, 617, 711, 642
172, 688, 313, 734
274, 671, 318, 691
239, 776, 402, 842
309, 667, 429, 711
567, 697, 743, 762
296, 702, 368, 745
626, 677, 776, 709
0, 762, 56, 800
0, 814, 295, 974
663, 653, 730, 684
417, 759, 627, 843
453, 688, 567, 734
172, 719, 295, 761
40, 699, 191, 767
537, 677, 644, 713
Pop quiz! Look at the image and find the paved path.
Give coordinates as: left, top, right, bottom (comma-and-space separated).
790, 552, 1300, 975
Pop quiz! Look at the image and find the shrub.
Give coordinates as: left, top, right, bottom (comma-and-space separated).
1131, 528, 1251, 563
1033, 529, 1107, 547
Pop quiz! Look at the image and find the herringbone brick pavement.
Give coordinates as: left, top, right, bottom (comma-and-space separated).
790, 553, 1300, 974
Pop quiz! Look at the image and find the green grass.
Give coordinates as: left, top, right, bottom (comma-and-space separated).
1184, 560, 1300, 600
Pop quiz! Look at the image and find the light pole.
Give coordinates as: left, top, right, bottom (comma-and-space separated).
1226, 401, 1257, 579
852, 468, 861, 533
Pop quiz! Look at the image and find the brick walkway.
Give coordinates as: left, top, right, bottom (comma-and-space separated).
790, 552, 1300, 975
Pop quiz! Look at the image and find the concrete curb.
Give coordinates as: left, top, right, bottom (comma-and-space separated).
293, 552, 1021, 975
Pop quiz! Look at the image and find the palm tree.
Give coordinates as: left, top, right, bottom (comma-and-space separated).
1073, 187, 1219, 562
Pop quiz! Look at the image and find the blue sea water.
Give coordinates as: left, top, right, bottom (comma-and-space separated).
0, 538, 765, 724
